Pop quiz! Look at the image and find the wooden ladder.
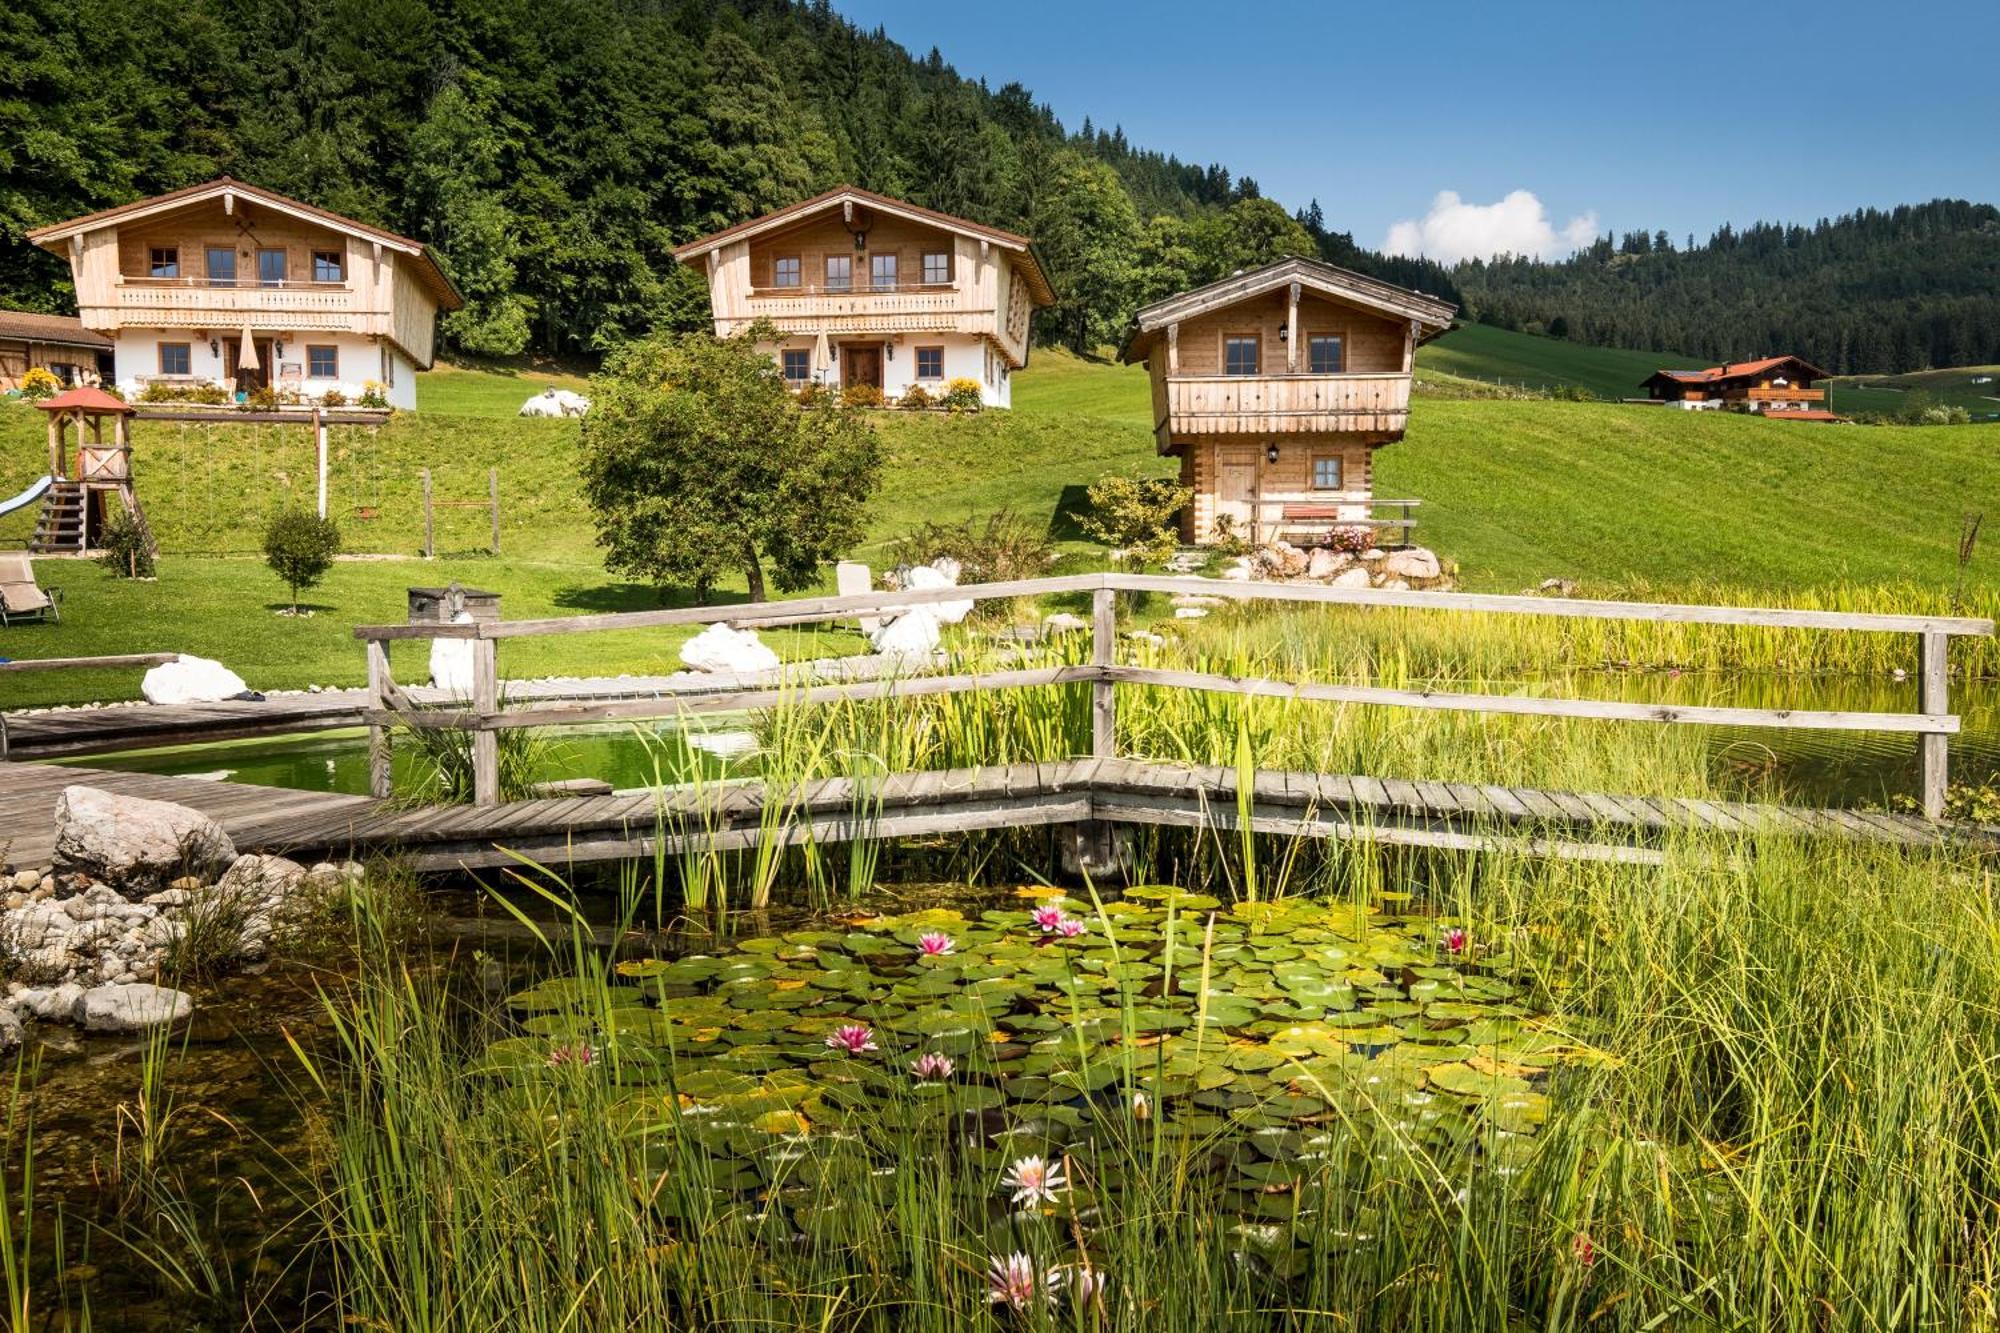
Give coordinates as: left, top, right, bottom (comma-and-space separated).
28, 481, 84, 554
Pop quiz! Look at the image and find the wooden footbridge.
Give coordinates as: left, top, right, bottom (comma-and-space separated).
0, 573, 1990, 875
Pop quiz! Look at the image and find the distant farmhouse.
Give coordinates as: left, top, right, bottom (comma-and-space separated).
1120, 257, 1456, 545
674, 186, 1055, 409
26, 178, 462, 411
0, 310, 111, 392
1638, 356, 1838, 420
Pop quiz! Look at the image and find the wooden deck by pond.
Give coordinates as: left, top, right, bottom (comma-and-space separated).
0, 756, 1980, 876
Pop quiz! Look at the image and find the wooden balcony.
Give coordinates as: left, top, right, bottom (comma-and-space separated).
85, 277, 368, 331
726, 282, 991, 337
1157, 372, 1412, 445
1745, 386, 1825, 402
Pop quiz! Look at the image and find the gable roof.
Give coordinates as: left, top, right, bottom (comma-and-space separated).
35, 387, 134, 415
26, 177, 463, 309
1641, 355, 1828, 389
1120, 256, 1457, 363
0, 309, 111, 350
673, 186, 1055, 305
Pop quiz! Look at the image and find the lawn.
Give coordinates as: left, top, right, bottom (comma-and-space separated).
1414, 322, 1707, 400
414, 359, 593, 417
1823, 365, 2000, 420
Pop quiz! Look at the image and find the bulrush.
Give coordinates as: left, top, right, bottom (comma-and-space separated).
908, 1051, 955, 1080
1001, 1154, 1067, 1207
916, 931, 956, 956
823, 1024, 877, 1055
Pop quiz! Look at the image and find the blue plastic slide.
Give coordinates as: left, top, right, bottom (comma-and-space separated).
0, 475, 51, 519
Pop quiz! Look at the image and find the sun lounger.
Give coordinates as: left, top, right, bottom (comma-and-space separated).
0, 553, 60, 625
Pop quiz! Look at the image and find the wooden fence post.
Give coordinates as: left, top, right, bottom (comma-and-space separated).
488, 467, 500, 556
365, 637, 393, 799
471, 635, 500, 807
1091, 585, 1117, 759
1920, 631, 1949, 820
421, 468, 434, 559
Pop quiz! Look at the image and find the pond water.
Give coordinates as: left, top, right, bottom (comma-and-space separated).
62, 673, 2000, 810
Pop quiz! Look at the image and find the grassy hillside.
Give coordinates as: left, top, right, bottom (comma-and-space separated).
416, 360, 592, 417
1823, 366, 2000, 420
1414, 323, 1707, 400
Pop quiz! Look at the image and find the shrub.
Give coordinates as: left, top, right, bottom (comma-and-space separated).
795, 381, 831, 408
941, 377, 983, 413
1078, 474, 1192, 570
358, 380, 389, 409
187, 382, 230, 406
247, 384, 280, 410
887, 509, 1056, 584
97, 510, 155, 579
838, 383, 884, 409
1550, 383, 1595, 402
1209, 512, 1252, 556
18, 367, 60, 400
263, 508, 341, 612
138, 380, 186, 403
319, 388, 349, 408
897, 382, 934, 410
1324, 524, 1375, 555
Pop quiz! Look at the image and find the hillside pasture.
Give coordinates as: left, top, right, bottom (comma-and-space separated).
1824, 365, 2000, 419
1414, 323, 1707, 400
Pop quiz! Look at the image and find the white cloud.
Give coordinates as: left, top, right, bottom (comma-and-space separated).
1382, 190, 1599, 264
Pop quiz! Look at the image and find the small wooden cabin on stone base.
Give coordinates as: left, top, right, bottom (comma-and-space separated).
1119, 257, 1455, 546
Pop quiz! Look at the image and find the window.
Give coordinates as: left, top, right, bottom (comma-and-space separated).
312, 249, 344, 283
158, 342, 191, 376
257, 248, 287, 287
205, 247, 236, 286
772, 256, 801, 288
781, 348, 810, 383
825, 255, 852, 292
870, 254, 898, 291
915, 346, 944, 380
922, 251, 950, 285
1312, 455, 1344, 491
381, 345, 396, 387
1308, 334, 1344, 374
306, 345, 338, 379
148, 247, 179, 279
1223, 335, 1260, 376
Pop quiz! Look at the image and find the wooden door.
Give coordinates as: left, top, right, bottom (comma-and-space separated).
1215, 446, 1258, 542
224, 338, 275, 392
843, 345, 882, 391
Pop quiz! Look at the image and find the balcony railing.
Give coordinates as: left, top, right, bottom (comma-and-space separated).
93, 277, 363, 330
1745, 386, 1825, 402
1161, 372, 1413, 438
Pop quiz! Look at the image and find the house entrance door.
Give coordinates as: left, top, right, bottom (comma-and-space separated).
1215, 446, 1259, 542
842, 345, 882, 392
224, 337, 276, 393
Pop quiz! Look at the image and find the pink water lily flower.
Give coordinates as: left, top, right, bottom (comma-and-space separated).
916, 931, 956, 956
1442, 927, 1467, 955
987, 1252, 1059, 1309
545, 1041, 597, 1068
909, 1051, 955, 1080
824, 1024, 877, 1055
1002, 1154, 1068, 1207
1029, 904, 1069, 933
1055, 916, 1088, 938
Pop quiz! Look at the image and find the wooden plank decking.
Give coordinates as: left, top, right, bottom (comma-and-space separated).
1, 757, 1981, 877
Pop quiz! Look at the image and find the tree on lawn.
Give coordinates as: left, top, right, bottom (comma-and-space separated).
262, 508, 341, 613
578, 326, 881, 604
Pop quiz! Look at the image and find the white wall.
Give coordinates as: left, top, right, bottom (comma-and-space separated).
113, 329, 415, 409
765, 332, 1013, 408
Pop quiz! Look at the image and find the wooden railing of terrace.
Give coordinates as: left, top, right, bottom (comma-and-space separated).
353, 575, 1988, 823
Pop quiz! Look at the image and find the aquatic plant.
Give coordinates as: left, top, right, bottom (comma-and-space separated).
1000, 1155, 1067, 1208
823, 1023, 877, 1055
908, 1052, 955, 1080
915, 930, 956, 956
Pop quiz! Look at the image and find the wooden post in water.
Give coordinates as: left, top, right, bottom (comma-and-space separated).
1091, 585, 1117, 758
471, 635, 500, 806
1920, 631, 1949, 820
421, 468, 434, 559
365, 637, 393, 799
488, 468, 500, 556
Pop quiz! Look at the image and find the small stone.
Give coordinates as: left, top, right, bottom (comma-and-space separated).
10, 869, 40, 893
72, 983, 193, 1033
1305, 547, 1344, 580
1173, 607, 1209, 620
144, 888, 192, 909
169, 876, 204, 892
1329, 566, 1372, 590
216, 854, 308, 902
1379, 547, 1442, 581
0, 1009, 20, 1051
1042, 613, 1088, 634
21, 982, 84, 1022
1378, 577, 1410, 591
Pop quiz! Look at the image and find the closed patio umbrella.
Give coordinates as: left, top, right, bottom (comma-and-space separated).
238, 325, 259, 370
812, 331, 830, 381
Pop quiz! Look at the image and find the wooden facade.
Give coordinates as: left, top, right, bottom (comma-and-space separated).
27, 178, 462, 411
1639, 356, 1836, 419
1121, 257, 1456, 544
0, 311, 111, 391
675, 187, 1054, 409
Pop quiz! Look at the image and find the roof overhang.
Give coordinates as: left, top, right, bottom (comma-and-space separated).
28, 177, 463, 311
1120, 257, 1457, 364
673, 186, 1056, 307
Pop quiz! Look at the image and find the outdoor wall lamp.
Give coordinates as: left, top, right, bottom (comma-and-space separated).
1266, 444, 1280, 464
829, 344, 838, 362
885, 343, 893, 360
272, 341, 284, 360
209, 338, 220, 358
1277, 323, 1289, 342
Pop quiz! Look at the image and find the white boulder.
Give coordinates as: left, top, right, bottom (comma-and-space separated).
1329, 566, 1372, 590
141, 655, 247, 705
53, 786, 237, 891
71, 983, 192, 1032
1379, 547, 1442, 581
1305, 547, 1347, 580
216, 853, 308, 902
679, 623, 780, 675
519, 388, 591, 418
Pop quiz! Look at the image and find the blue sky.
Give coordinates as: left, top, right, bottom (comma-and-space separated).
832, 0, 1998, 261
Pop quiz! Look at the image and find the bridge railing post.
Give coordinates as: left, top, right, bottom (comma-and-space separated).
365, 637, 393, 800
471, 636, 500, 807
1091, 584, 1117, 759
1920, 630, 1948, 821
